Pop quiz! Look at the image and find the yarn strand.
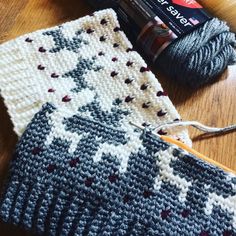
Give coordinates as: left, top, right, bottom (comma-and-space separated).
154, 121, 236, 135
130, 120, 236, 136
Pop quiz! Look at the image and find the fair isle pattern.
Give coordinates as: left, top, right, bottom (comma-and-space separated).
0, 103, 235, 236
0, 9, 191, 146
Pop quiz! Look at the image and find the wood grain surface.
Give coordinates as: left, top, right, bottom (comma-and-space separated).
0, 0, 235, 235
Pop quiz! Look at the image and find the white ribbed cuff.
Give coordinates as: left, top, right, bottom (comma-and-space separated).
0, 41, 42, 135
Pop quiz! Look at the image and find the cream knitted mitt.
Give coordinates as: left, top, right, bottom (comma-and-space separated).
0, 9, 191, 146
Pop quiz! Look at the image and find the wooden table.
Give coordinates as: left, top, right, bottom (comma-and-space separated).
0, 0, 235, 235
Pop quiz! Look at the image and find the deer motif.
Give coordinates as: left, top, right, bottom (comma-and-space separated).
43, 27, 88, 53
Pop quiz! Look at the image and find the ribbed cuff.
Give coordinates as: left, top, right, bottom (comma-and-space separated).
0, 41, 42, 136
0, 176, 101, 235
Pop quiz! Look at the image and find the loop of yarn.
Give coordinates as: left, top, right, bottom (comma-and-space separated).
88, 0, 236, 87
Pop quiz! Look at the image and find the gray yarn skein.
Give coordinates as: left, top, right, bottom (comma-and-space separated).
88, 0, 236, 87
157, 18, 236, 87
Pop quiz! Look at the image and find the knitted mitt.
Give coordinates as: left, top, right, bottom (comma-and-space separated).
0, 9, 190, 145
0, 103, 235, 235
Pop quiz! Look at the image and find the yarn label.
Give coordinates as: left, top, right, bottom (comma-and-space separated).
142, 0, 211, 36
117, 0, 211, 60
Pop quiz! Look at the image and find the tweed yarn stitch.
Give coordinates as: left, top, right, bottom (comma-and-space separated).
0, 103, 235, 235
88, 0, 236, 87
0, 9, 190, 146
